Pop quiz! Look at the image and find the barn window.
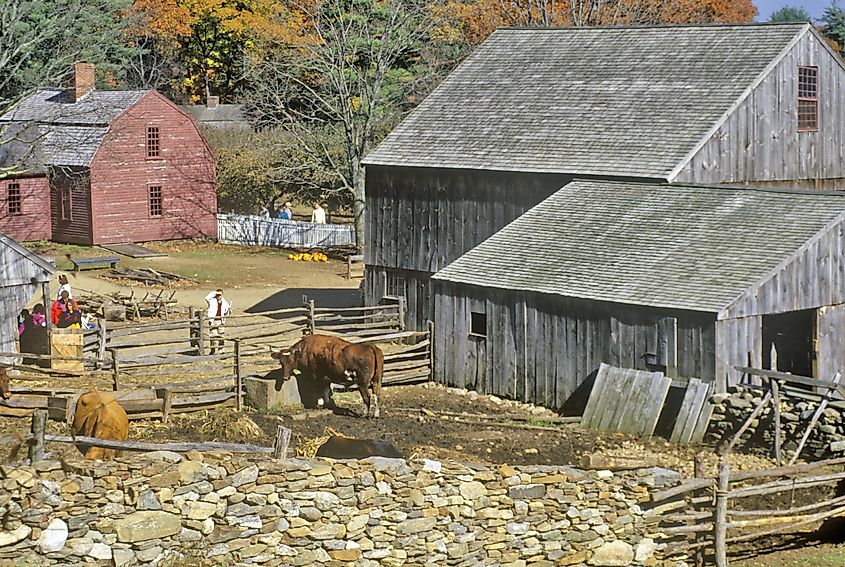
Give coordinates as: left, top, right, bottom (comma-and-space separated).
149, 185, 163, 217
469, 311, 487, 338
385, 272, 406, 298
6, 183, 22, 215
798, 66, 818, 131
146, 126, 160, 157
59, 186, 72, 220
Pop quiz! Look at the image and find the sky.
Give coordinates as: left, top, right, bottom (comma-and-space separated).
754, 0, 832, 21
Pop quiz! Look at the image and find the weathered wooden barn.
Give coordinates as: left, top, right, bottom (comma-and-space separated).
0, 63, 217, 245
432, 180, 845, 407
362, 22, 845, 329
0, 232, 54, 361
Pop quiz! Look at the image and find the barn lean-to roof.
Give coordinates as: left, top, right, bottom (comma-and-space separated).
0, 231, 55, 286
363, 22, 811, 179
0, 88, 148, 168
432, 180, 845, 313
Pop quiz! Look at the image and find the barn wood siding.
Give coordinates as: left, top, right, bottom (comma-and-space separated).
89, 92, 217, 245
364, 266, 432, 331
0, 176, 51, 242
715, 316, 763, 391
364, 166, 570, 273
675, 31, 845, 185
721, 216, 845, 319
433, 282, 716, 409
817, 304, 845, 381
0, 242, 52, 357
50, 167, 92, 245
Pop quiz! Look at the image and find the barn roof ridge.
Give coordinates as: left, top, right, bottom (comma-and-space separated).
433, 179, 845, 313
574, 177, 845, 198
0, 231, 56, 279
496, 21, 809, 32
363, 22, 812, 178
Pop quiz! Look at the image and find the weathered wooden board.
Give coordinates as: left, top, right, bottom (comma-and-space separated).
50, 329, 84, 372
670, 378, 713, 445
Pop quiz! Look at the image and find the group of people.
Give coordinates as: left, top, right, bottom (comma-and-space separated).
259, 201, 327, 224
16, 275, 83, 365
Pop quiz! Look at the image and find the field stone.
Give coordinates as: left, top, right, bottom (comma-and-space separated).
115, 512, 181, 543
178, 461, 206, 484
37, 518, 68, 553
88, 543, 112, 560
588, 540, 634, 566
0, 525, 31, 546
112, 548, 135, 567
229, 465, 259, 487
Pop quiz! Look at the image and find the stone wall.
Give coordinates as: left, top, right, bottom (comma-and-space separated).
0, 452, 685, 567
706, 385, 845, 460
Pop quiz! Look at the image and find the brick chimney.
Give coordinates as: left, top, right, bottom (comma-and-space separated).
206, 96, 220, 109
68, 63, 95, 102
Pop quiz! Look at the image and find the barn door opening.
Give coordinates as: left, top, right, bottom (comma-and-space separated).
762, 309, 816, 377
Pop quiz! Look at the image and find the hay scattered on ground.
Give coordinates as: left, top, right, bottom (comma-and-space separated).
295, 427, 340, 458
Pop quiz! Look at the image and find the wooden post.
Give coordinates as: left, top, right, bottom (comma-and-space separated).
771, 379, 782, 466
714, 460, 730, 567
273, 426, 291, 458
189, 306, 197, 352
790, 371, 843, 465
96, 317, 107, 369
42, 281, 52, 332
723, 390, 772, 455
306, 299, 316, 335
397, 297, 406, 331
110, 349, 120, 391
427, 319, 435, 381
197, 309, 207, 356
30, 409, 47, 463
693, 454, 705, 567
159, 388, 173, 423
234, 339, 242, 412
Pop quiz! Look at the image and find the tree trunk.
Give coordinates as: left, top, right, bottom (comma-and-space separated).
353, 163, 366, 254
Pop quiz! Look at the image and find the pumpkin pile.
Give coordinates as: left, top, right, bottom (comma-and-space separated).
288, 252, 329, 262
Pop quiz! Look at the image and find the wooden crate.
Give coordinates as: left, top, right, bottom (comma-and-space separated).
50, 328, 84, 372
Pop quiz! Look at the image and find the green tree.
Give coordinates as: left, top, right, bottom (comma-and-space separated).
248, 0, 445, 250
822, 1, 845, 47
770, 5, 812, 22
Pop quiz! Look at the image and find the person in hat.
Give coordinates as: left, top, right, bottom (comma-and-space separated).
205, 289, 231, 355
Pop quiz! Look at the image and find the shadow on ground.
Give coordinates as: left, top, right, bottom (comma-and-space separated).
245, 287, 361, 314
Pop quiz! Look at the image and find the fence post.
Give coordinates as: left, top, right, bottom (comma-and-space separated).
110, 349, 120, 391
189, 307, 198, 352
158, 388, 173, 424
427, 320, 435, 381
303, 296, 315, 335
397, 297, 406, 331
234, 339, 242, 412
30, 409, 47, 463
97, 317, 107, 369
197, 309, 207, 356
771, 379, 782, 466
274, 426, 291, 458
693, 454, 705, 567
714, 460, 730, 567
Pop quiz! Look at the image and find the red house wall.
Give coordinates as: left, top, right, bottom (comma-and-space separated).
0, 176, 51, 242
50, 168, 93, 245
89, 91, 217, 245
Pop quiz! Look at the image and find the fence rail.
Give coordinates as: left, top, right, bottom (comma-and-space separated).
217, 213, 356, 248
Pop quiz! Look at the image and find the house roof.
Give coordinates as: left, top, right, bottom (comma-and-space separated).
0, 88, 148, 167
432, 180, 845, 313
180, 104, 249, 127
363, 23, 809, 179
0, 231, 55, 285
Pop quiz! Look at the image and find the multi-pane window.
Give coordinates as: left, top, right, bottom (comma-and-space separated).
6, 183, 22, 215
798, 66, 818, 131
386, 272, 406, 298
60, 186, 72, 220
146, 126, 160, 157
149, 185, 163, 217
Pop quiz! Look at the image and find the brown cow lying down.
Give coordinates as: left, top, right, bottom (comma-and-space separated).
316, 436, 403, 459
271, 334, 384, 418
0, 368, 10, 400
72, 390, 129, 460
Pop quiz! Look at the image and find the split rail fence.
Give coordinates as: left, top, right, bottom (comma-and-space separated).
216, 213, 356, 248
649, 455, 845, 566
1, 297, 432, 421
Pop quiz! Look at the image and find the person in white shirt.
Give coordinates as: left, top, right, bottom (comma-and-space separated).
57, 274, 73, 299
205, 289, 232, 354
311, 202, 326, 224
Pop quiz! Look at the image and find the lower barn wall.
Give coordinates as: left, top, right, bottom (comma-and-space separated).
364, 265, 433, 331
0, 176, 51, 242
434, 282, 716, 410
1, 454, 674, 566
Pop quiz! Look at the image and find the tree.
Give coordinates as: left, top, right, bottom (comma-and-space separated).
248, 0, 439, 250
821, 1, 845, 50
770, 5, 812, 22
0, 0, 133, 178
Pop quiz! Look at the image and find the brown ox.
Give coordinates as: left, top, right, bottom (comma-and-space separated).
316, 436, 402, 459
72, 390, 129, 460
0, 368, 10, 400
271, 334, 384, 418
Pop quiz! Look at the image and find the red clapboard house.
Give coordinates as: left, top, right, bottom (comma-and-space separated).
0, 63, 217, 244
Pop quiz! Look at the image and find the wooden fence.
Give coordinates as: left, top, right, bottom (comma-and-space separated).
217, 213, 356, 248
649, 455, 845, 566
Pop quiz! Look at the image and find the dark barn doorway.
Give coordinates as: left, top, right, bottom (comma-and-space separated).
762, 309, 816, 377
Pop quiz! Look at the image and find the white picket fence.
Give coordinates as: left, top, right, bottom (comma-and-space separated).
216, 214, 356, 248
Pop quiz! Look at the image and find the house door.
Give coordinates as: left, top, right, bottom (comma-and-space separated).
762, 309, 816, 377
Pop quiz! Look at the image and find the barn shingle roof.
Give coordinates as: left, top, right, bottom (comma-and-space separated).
0, 89, 147, 167
180, 104, 249, 128
363, 23, 809, 178
432, 180, 845, 313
